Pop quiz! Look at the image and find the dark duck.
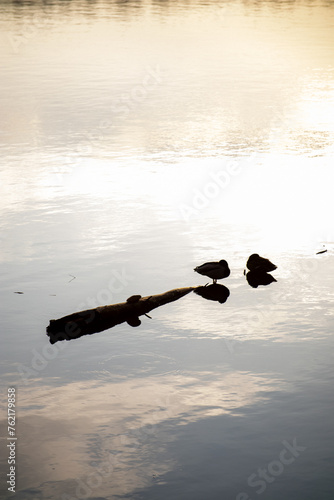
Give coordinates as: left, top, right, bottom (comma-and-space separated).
194, 259, 230, 284
246, 254, 277, 273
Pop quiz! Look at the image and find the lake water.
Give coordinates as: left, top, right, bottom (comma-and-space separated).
0, 0, 334, 498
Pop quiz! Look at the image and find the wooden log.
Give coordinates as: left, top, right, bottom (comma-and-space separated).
46, 286, 196, 344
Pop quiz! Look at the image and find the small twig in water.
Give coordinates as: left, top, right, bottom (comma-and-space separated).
316, 245, 327, 255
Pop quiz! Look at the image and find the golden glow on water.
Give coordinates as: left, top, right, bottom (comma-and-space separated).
2, 0, 333, 247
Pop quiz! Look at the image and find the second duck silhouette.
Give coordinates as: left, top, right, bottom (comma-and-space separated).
194, 259, 230, 284
246, 254, 277, 273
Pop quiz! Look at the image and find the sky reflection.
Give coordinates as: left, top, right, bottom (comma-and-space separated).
12, 370, 288, 496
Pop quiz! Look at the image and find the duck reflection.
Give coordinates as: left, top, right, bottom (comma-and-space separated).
245, 270, 277, 288
194, 283, 230, 304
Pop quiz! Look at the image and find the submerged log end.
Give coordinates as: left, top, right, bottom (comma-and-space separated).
46, 308, 105, 344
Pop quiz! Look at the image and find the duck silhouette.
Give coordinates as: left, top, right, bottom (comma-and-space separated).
246, 254, 277, 273
194, 259, 230, 284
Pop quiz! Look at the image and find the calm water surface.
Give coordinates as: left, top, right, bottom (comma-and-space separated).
0, 0, 334, 498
